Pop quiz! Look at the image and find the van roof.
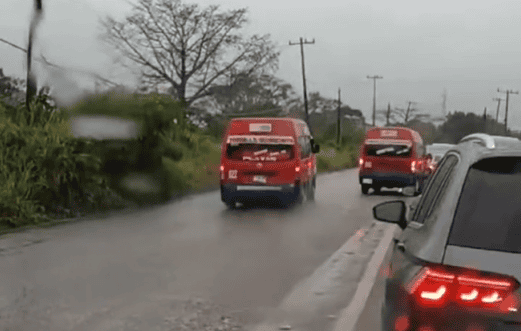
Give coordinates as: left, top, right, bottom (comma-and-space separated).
364, 126, 422, 142
225, 117, 309, 137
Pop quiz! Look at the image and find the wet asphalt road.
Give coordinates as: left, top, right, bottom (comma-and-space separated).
0, 169, 407, 330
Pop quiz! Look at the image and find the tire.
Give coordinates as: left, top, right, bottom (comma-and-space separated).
294, 183, 305, 205
224, 200, 236, 209
413, 179, 421, 196
307, 179, 316, 201
361, 184, 370, 195
221, 185, 236, 209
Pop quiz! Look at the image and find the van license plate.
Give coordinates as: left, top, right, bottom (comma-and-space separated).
362, 178, 372, 184
253, 175, 267, 184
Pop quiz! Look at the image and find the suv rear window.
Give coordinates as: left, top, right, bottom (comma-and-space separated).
448, 157, 521, 253
226, 144, 294, 161
364, 144, 412, 157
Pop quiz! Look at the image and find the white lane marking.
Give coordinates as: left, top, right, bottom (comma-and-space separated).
332, 223, 398, 331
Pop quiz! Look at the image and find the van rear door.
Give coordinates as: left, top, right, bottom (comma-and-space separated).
223, 136, 298, 185
362, 140, 414, 174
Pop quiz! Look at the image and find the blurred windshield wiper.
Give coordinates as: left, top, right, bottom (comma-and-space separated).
26, 0, 44, 110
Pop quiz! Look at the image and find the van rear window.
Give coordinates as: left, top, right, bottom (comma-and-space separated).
226, 144, 294, 161
364, 144, 412, 157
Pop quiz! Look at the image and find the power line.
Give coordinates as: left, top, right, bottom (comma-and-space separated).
497, 88, 519, 134
289, 37, 315, 133
367, 75, 383, 126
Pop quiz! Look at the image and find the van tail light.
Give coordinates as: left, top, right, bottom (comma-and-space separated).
411, 161, 417, 173
407, 266, 520, 312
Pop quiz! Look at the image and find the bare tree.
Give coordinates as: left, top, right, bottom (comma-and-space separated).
99, 0, 279, 107
380, 101, 430, 125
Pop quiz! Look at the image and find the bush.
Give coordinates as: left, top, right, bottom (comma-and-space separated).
0, 95, 125, 228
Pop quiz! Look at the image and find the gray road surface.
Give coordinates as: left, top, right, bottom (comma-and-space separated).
0, 169, 403, 331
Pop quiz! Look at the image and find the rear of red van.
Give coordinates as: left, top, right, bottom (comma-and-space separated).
358, 127, 430, 195
220, 118, 319, 208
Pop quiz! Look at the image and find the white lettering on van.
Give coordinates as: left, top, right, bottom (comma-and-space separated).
380, 130, 398, 137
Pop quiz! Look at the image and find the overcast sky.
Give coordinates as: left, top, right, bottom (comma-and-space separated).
3, 0, 521, 129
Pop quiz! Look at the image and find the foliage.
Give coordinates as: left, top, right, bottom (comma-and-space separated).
434, 111, 505, 143
99, 0, 279, 106
0, 98, 116, 227
199, 73, 296, 115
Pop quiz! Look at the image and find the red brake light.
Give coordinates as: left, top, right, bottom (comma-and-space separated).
359, 158, 364, 167
411, 161, 417, 173
220, 165, 224, 172
407, 267, 519, 312
295, 166, 300, 172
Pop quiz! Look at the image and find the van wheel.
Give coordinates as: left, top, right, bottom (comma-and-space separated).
361, 185, 370, 195
413, 180, 421, 196
373, 186, 382, 195
224, 200, 236, 209
294, 183, 305, 205
307, 180, 315, 201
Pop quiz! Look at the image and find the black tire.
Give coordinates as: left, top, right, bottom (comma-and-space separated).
307, 179, 316, 201
221, 185, 235, 208
361, 184, 370, 195
294, 183, 305, 205
224, 200, 236, 209
413, 179, 421, 196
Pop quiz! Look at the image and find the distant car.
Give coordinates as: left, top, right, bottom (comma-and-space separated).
426, 143, 455, 172
373, 133, 521, 331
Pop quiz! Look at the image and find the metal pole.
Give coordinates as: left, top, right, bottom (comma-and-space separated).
498, 88, 519, 135
337, 88, 341, 145
483, 107, 487, 133
290, 38, 315, 132
367, 75, 383, 126
494, 97, 502, 123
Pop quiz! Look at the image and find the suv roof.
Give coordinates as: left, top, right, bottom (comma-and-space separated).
403, 132, 521, 264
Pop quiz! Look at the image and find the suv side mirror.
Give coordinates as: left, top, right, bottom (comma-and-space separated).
373, 200, 407, 230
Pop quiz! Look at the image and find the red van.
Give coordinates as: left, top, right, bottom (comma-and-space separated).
220, 117, 320, 208
358, 126, 432, 195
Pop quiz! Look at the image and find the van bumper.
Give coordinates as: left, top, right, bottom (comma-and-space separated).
359, 172, 418, 188
221, 183, 298, 203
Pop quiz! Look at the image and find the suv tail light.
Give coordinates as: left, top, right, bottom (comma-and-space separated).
295, 166, 300, 173
411, 161, 417, 173
359, 158, 364, 167
407, 266, 520, 312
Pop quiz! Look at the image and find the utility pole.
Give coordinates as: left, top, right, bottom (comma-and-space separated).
493, 97, 503, 123
367, 75, 383, 126
483, 107, 487, 133
337, 88, 342, 145
404, 101, 417, 124
289, 37, 315, 131
386, 102, 391, 126
498, 88, 519, 135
